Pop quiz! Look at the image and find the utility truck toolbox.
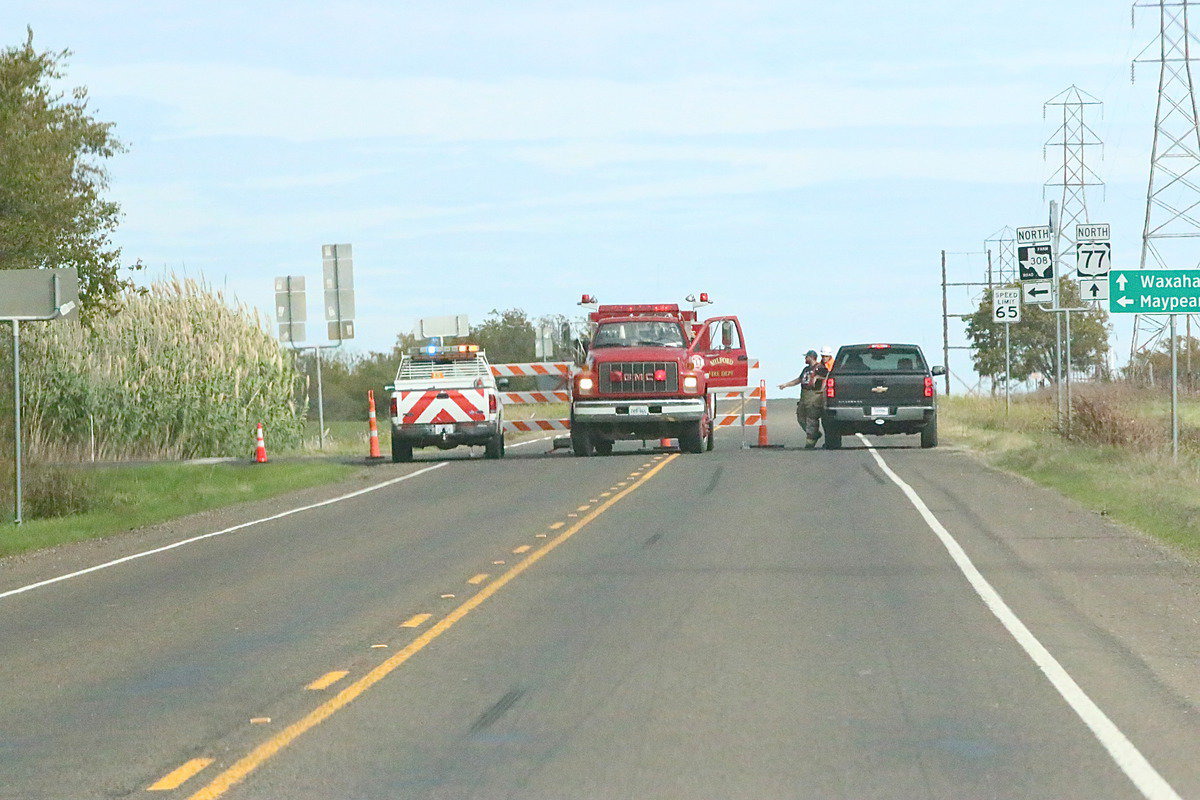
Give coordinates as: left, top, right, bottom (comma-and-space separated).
569, 297, 751, 456
387, 343, 505, 462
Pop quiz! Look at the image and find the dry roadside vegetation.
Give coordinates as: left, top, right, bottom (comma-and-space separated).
942, 384, 1200, 552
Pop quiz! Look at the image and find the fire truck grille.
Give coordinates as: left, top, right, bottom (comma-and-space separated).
598, 362, 679, 394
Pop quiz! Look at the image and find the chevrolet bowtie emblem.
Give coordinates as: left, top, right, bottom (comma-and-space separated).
871, 386, 889, 393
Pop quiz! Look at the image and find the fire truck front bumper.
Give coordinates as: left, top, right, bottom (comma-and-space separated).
572, 398, 706, 425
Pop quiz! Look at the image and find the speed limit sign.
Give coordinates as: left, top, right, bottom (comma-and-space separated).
993, 288, 1021, 324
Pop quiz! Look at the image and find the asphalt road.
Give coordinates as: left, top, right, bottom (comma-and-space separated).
2, 401, 1200, 799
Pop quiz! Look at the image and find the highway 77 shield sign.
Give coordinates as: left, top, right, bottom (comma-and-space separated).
1076, 241, 1111, 278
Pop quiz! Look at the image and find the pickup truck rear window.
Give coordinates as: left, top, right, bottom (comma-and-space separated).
834, 346, 927, 374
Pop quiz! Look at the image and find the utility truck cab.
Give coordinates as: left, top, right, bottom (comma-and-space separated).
569, 297, 749, 455
387, 343, 504, 462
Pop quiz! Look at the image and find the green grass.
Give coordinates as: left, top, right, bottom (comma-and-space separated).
0, 460, 356, 558
942, 395, 1200, 553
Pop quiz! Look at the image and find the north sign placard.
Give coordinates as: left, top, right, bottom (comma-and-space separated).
1109, 269, 1200, 313
1022, 280, 1053, 305
992, 288, 1021, 323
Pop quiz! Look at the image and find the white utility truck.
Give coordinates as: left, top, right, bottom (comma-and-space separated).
386, 343, 504, 461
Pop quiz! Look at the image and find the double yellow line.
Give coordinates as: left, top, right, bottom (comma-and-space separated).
187, 453, 678, 799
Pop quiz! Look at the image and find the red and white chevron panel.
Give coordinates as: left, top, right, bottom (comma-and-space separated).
499, 390, 571, 405
395, 389, 488, 424
503, 419, 571, 432
715, 413, 762, 428
490, 362, 573, 377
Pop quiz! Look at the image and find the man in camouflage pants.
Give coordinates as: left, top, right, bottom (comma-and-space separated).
779, 349, 830, 448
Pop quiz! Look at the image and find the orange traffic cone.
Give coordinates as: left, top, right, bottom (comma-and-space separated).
367, 390, 383, 459
755, 380, 771, 447
254, 423, 269, 463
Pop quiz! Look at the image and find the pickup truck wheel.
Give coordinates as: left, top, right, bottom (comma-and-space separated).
705, 422, 715, 452
920, 414, 939, 449
679, 421, 705, 454
823, 424, 843, 450
594, 439, 614, 456
391, 437, 414, 463
484, 432, 505, 459
571, 424, 595, 457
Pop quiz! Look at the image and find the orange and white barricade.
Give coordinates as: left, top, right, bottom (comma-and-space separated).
492, 362, 574, 446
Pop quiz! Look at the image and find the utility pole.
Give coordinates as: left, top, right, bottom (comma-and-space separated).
1131, 0, 1200, 364
941, 250, 951, 395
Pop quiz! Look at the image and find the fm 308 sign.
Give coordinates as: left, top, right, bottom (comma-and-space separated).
1016, 226, 1053, 281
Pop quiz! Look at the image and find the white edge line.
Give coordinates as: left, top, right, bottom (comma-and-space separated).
0, 462, 449, 603
857, 434, 1181, 800
506, 435, 556, 449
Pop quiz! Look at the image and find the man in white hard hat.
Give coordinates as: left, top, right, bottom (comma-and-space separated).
819, 346, 835, 373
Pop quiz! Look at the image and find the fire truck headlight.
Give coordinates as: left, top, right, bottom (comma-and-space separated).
682, 375, 699, 392
578, 377, 595, 394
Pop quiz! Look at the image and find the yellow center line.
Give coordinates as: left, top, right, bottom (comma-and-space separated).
576, 505, 591, 512
600, 492, 612, 497
549, 522, 565, 530
512, 545, 532, 554
467, 573, 490, 585
186, 453, 679, 800
401, 613, 431, 628
149, 758, 213, 791
305, 671, 348, 691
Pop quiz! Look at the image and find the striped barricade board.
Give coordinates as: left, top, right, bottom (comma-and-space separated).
499, 390, 571, 405
503, 419, 571, 432
490, 362, 573, 377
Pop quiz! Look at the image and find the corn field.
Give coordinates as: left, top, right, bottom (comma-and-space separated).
8, 277, 305, 462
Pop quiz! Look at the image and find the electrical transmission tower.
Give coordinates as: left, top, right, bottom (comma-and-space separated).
1131, 0, 1200, 359
1044, 86, 1104, 281
984, 227, 1018, 285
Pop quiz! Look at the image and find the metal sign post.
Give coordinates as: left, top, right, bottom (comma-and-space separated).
993, 287, 1021, 414
0, 268, 79, 525
273, 245, 356, 451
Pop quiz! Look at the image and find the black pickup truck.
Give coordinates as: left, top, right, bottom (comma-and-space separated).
821, 343, 945, 449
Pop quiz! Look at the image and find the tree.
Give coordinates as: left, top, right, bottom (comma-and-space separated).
471, 308, 535, 366
0, 29, 132, 315
964, 280, 1110, 383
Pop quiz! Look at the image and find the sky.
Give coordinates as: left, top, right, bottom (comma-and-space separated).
0, 1, 1173, 389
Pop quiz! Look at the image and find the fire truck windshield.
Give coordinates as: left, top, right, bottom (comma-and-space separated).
592, 320, 686, 349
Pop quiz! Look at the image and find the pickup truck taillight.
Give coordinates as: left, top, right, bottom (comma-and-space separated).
390, 397, 398, 417
924, 376, 934, 398
488, 393, 498, 412
825, 377, 836, 399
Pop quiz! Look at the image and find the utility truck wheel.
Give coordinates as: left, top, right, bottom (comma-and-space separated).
594, 439, 614, 456
571, 425, 595, 457
706, 421, 715, 452
679, 421, 705, 454
391, 437, 413, 463
484, 432, 505, 459
920, 415, 939, 449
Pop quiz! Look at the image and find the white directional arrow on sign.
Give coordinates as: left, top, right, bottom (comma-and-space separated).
1022, 280, 1053, 305
1116, 274, 1128, 291
1116, 296, 1134, 308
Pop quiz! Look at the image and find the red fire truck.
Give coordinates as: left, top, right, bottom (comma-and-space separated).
569, 296, 749, 456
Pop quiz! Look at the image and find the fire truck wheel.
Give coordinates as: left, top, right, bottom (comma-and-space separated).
570, 425, 595, 457
679, 421, 705, 454
484, 432, 505, 459
391, 438, 414, 463
594, 438, 614, 456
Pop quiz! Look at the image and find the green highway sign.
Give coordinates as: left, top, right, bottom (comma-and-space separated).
1109, 270, 1200, 313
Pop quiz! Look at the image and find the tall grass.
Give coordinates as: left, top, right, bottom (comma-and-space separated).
14, 277, 304, 462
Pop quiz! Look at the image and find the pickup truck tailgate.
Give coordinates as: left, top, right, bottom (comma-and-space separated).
832, 373, 927, 408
